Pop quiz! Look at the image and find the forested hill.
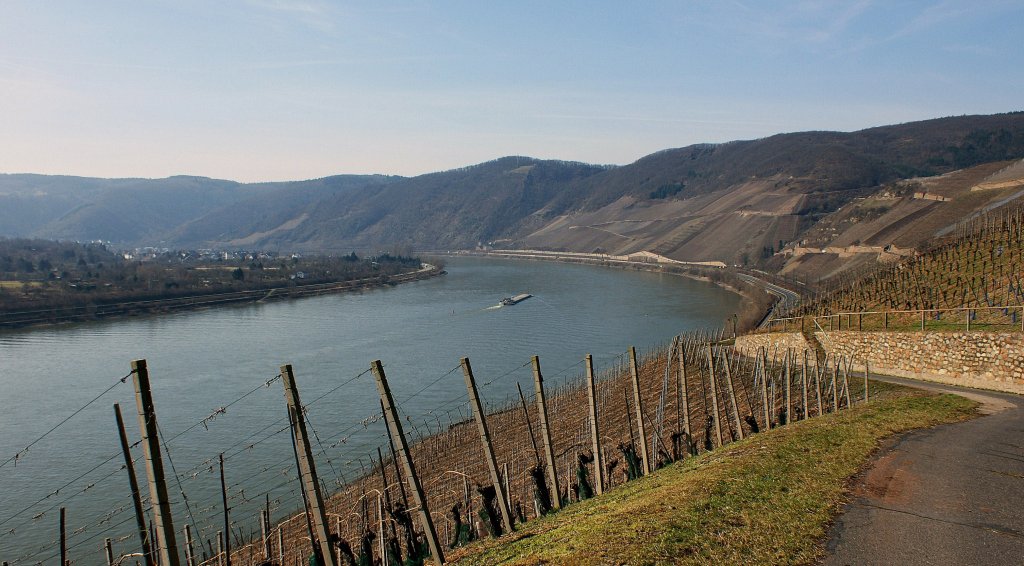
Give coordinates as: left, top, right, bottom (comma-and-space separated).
3, 112, 1024, 267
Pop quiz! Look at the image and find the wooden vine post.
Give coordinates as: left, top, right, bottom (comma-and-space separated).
59, 507, 66, 566
802, 350, 809, 419
532, 356, 563, 509
584, 354, 604, 495
831, 362, 840, 412
280, 364, 338, 566
113, 403, 156, 566
864, 361, 870, 403
677, 338, 691, 443
259, 512, 271, 563
183, 525, 196, 566
784, 350, 792, 424
721, 349, 744, 440
216, 531, 224, 566
515, 382, 541, 467
219, 454, 231, 566
759, 347, 770, 429
814, 355, 825, 417
628, 347, 651, 474
705, 345, 724, 447
841, 358, 852, 408
371, 360, 445, 565
461, 357, 514, 534
131, 359, 181, 566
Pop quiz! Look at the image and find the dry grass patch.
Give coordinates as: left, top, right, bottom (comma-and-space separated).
449, 384, 977, 565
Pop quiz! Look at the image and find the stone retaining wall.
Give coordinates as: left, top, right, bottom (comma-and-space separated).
735, 331, 1024, 394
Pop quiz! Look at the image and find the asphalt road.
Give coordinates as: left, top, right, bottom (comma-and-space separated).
823, 376, 1024, 565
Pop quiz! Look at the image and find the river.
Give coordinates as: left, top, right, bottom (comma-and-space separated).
0, 257, 740, 564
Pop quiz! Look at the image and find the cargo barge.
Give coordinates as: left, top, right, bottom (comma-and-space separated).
498, 293, 532, 306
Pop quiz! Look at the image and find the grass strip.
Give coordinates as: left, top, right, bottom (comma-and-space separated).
449, 385, 977, 565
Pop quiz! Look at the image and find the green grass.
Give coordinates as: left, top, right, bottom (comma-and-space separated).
449, 385, 977, 565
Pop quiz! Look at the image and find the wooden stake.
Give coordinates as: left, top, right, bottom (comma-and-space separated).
461, 357, 514, 534
216, 532, 223, 566
628, 347, 651, 474
280, 364, 337, 566
706, 345, 724, 448
60, 507, 67, 566
502, 462, 512, 514
864, 361, 870, 403
584, 355, 604, 495
759, 348, 770, 429
371, 360, 445, 565
721, 349, 743, 440
802, 350, 809, 420
678, 338, 691, 441
831, 362, 840, 412
277, 529, 284, 565
114, 403, 155, 566
259, 512, 270, 563
531, 356, 562, 509
105, 538, 114, 566
131, 359, 180, 566
815, 356, 825, 417
784, 350, 792, 424
183, 524, 195, 566
841, 358, 852, 408
335, 517, 342, 566
219, 454, 231, 566
516, 382, 541, 467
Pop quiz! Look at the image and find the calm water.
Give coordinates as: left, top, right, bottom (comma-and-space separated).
0, 257, 740, 564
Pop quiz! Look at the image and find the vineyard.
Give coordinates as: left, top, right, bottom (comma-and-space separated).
0, 331, 870, 566
774, 200, 1024, 332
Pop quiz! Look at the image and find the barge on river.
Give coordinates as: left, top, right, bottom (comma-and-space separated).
498, 293, 532, 306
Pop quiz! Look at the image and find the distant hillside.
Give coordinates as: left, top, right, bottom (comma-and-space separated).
522, 113, 1024, 268
0, 174, 394, 244
168, 174, 400, 247
249, 157, 611, 250
4, 112, 1024, 283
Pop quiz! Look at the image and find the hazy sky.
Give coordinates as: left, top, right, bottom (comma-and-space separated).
1, 1, 1022, 182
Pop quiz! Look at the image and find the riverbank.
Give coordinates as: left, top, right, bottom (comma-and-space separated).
454, 250, 778, 332
0, 264, 443, 329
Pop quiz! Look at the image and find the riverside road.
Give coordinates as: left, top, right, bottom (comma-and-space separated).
824, 375, 1024, 565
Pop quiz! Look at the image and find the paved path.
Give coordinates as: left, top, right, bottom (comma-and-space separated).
824, 376, 1024, 565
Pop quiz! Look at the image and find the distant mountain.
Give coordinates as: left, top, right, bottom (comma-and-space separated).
3, 112, 1024, 279
167, 175, 400, 247
239, 157, 611, 251
0, 173, 394, 245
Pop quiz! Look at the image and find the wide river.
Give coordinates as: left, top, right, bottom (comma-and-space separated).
0, 257, 740, 564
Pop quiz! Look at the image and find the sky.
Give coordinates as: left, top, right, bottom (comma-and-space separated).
1, 1, 1022, 182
